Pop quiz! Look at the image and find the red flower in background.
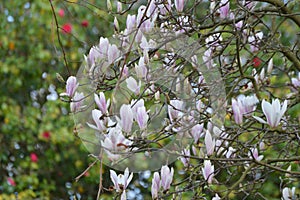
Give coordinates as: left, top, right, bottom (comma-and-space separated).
62, 23, 72, 34
30, 153, 38, 163
7, 177, 16, 186
81, 20, 89, 27
252, 57, 261, 68
42, 131, 51, 139
58, 9, 65, 17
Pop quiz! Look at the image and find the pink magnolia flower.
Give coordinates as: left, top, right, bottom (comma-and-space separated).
205, 130, 215, 156
61, 76, 78, 97
168, 100, 184, 123
136, 106, 149, 130
291, 72, 300, 88
191, 123, 204, 143
253, 99, 287, 128
232, 94, 259, 124
108, 44, 120, 65
219, 0, 230, 19
282, 187, 296, 200
30, 153, 38, 163
94, 92, 110, 114
175, 0, 185, 12
202, 160, 214, 184
120, 104, 133, 133
249, 148, 264, 161
248, 32, 263, 52
88, 46, 101, 65
87, 109, 107, 132
126, 77, 141, 95
180, 148, 190, 167
131, 99, 145, 118
161, 165, 174, 191
135, 57, 148, 79
70, 92, 85, 113
101, 127, 133, 161
243, 1, 256, 10
110, 168, 133, 200
232, 98, 243, 124
99, 37, 109, 56
157, 0, 171, 15
151, 172, 160, 199
126, 14, 136, 32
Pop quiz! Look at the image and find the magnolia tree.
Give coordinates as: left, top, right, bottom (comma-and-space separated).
58, 0, 299, 199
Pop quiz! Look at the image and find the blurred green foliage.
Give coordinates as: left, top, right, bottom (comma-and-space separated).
0, 0, 116, 199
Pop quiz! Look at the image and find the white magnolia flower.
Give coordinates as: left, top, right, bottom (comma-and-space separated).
253, 99, 287, 128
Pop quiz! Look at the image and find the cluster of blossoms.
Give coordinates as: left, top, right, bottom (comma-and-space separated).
60, 0, 299, 199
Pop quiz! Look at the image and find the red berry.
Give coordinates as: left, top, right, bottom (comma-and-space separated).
30, 153, 38, 163
62, 23, 72, 34
42, 131, 51, 139
7, 177, 16, 186
81, 20, 89, 27
58, 9, 65, 17
252, 57, 261, 68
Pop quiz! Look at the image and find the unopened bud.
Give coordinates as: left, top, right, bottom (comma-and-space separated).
107, 0, 112, 12
117, 1, 122, 13
114, 17, 119, 32
56, 73, 65, 83
267, 58, 273, 74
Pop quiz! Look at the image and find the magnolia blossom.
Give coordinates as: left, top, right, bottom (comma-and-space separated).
180, 148, 190, 167
70, 92, 85, 113
157, 0, 171, 15
161, 165, 174, 191
126, 14, 136, 31
101, 127, 133, 161
61, 76, 78, 97
212, 194, 221, 200
253, 99, 287, 128
94, 92, 110, 114
135, 57, 148, 79
219, 0, 230, 19
126, 76, 141, 95
291, 72, 300, 88
267, 58, 273, 74
110, 168, 133, 200
168, 100, 184, 123
136, 106, 149, 130
202, 160, 214, 184
205, 130, 215, 156
249, 148, 264, 161
248, 32, 263, 52
87, 109, 106, 132
108, 44, 120, 65
224, 147, 236, 158
282, 187, 296, 200
232, 94, 259, 124
151, 172, 160, 199
120, 104, 134, 133
175, 0, 185, 12
99, 37, 109, 56
190, 123, 204, 143
243, 0, 256, 10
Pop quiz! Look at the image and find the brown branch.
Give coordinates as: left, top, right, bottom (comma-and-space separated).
255, 0, 300, 27
49, 0, 71, 75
